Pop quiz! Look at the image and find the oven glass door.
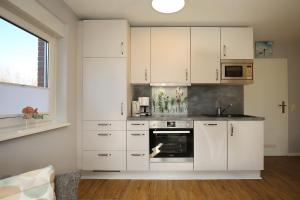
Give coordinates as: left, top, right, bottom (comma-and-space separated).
149, 129, 193, 158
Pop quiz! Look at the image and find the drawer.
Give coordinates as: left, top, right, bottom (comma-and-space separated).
127, 121, 149, 130
127, 151, 149, 171
127, 131, 149, 150
82, 151, 126, 171
83, 121, 126, 131
83, 131, 126, 151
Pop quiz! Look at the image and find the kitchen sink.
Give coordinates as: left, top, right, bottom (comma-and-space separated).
201, 114, 253, 118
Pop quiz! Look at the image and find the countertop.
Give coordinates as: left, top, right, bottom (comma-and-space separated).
127, 114, 265, 121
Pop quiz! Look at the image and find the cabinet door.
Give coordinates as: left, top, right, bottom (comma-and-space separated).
131, 28, 151, 83
221, 27, 254, 59
127, 151, 149, 171
194, 121, 227, 171
151, 27, 190, 84
228, 121, 264, 170
191, 27, 221, 84
83, 20, 128, 58
83, 58, 127, 120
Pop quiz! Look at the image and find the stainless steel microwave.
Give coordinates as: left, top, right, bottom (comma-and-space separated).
221, 59, 253, 84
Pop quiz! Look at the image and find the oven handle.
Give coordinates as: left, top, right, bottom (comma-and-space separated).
152, 130, 191, 134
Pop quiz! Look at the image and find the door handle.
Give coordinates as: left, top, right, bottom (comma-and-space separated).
216, 69, 219, 81
121, 41, 124, 56
121, 103, 124, 116
185, 68, 188, 81
223, 45, 227, 57
145, 69, 148, 81
278, 101, 287, 113
230, 124, 234, 136
97, 133, 112, 136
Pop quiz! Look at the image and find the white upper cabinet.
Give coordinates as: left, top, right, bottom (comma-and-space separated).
82, 20, 128, 58
83, 58, 127, 120
221, 27, 254, 59
151, 27, 191, 85
194, 121, 227, 171
228, 121, 264, 171
130, 27, 151, 84
191, 27, 221, 84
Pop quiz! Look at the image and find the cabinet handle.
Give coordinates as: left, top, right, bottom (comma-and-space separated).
121, 41, 124, 56
131, 153, 145, 157
216, 69, 219, 81
98, 123, 111, 126
130, 133, 146, 136
145, 69, 148, 81
223, 45, 227, 57
204, 123, 218, 126
185, 68, 189, 81
98, 153, 111, 157
97, 133, 112, 136
131, 123, 145, 126
121, 103, 124, 116
230, 124, 234, 136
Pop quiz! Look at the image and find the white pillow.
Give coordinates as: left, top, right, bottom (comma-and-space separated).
0, 165, 55, 200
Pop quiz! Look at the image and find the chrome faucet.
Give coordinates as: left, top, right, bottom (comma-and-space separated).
217, 104, 233, 116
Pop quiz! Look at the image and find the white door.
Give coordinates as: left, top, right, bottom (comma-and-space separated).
228, 121, 264, 171
83, 58, 127, 120
245, 59, 288, 156
194, 121, 227, 171
221, 27, 254, 59
130, 27, 151, 83
151, 27, 190, 84
82, 20, 128, 58
191, 27, 221, 84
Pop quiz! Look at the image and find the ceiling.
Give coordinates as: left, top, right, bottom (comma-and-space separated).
63, 0, 300, 44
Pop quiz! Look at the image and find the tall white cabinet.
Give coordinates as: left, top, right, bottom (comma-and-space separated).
151, 27, 191, 85
191, 27, 221, 84
80, 20, 129, 171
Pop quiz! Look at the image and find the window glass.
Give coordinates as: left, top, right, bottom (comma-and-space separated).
0, 17, 48, 87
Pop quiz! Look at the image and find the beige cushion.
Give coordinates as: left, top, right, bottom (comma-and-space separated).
0, 165, 55, 200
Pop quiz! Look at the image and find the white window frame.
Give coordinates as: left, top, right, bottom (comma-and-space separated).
0, 6, 58, 127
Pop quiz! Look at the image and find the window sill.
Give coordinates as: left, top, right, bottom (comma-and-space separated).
0, 121, 70, 142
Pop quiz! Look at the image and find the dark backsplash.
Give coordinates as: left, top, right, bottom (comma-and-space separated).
132, 85, 243, 115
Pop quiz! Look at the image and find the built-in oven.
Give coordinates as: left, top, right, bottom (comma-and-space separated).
221, 59, 253, 84
149, 121, 193, 164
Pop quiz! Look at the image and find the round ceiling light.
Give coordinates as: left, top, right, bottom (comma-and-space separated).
152, 0, 185, 14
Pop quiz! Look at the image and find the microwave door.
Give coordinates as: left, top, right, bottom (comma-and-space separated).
225, 66, 243, 78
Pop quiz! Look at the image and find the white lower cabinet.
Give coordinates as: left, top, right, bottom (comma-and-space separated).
127, 121, 149, 171
83, 131, 126, 151
127, 151, 149, 171
82, 151, 126, 171
194, 121, 228, 171
228, 121, 264, 171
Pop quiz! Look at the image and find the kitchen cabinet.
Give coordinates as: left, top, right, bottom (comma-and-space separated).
221, 27, 254, 59
83, 58, 127, 120
130, 27, 151, 84
191, 27, 221, 84
151, 27, 191, 85
228, 121, 264, 171
82, 20, 128, 58
194, 121, 227, 171
127, 121, 149, 171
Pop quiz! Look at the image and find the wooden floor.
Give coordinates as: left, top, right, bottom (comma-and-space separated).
78, 156, 300, 200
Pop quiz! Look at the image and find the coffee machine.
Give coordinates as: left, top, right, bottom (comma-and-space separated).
138, 97, 151, 116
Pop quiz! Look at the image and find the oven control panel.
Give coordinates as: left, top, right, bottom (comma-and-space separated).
150, 121, 193, 129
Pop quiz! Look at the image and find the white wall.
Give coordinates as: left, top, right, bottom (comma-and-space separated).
272, 42, 300, 154
0, 0, 78, 176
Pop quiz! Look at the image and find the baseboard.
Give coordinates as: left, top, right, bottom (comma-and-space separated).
287, 153, 300, 156
81, 171, 262, 180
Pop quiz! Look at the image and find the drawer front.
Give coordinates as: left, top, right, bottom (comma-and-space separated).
127, 151, 149, 171
83, 131, 126, 151
82, 151, 126, 171
84, 121, 126, 131
127, 121, 149, 130
127, 131, 149, 150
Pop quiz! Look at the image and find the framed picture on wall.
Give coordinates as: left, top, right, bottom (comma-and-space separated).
255, 41, 273, 58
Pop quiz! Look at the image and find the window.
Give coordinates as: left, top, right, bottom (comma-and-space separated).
0, 17, 49, 87
0, 17, 53, 117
